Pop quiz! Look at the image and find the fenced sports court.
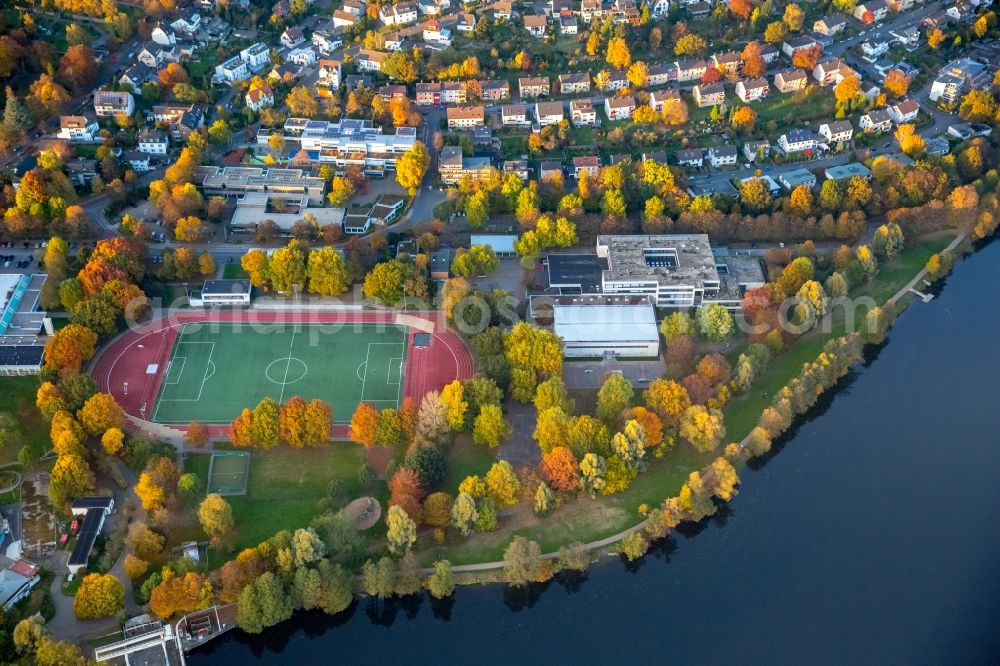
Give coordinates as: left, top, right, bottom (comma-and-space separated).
206, 451, 251, 495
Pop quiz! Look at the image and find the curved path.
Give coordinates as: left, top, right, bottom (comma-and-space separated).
89, 309, 475, 440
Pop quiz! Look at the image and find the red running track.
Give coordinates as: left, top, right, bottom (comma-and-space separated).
88, 310, 475, 440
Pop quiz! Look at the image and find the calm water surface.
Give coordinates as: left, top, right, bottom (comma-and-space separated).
191, 240, 1000, 666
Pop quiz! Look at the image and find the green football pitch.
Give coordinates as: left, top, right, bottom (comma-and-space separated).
151, 322, 408, 424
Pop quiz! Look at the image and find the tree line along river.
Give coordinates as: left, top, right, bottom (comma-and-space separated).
190, 239, 1000, 666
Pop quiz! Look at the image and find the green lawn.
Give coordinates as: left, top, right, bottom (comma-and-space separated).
0, 376, 48, 463
754, 90, 835, 125
441, 435, 495, 493
222, 263, 249, 279
184, 442, 369, 551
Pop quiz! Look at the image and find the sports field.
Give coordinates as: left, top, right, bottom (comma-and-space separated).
151, 322, 408, 424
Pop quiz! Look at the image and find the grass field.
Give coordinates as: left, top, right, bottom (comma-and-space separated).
152, 322, 408, 424
0, 376, 48, 463
184, 443, 372, 551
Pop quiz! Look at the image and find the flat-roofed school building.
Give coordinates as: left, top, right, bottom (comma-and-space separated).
553, 301, 659, 358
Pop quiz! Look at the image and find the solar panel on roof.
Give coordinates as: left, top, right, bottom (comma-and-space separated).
68, 509, 104, 567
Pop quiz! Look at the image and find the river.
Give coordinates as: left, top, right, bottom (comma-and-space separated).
190, 240, 1000, 665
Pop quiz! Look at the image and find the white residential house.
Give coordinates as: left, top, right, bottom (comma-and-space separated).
379, 2, 419, 25
649, 90, 681, 113
778, 129, 817, 153
570, 98, 597, 126
447, 105, 485, 128
859, 109, 893, 133
122, 151, 150, 173
138, 128, 169, 154
818, 120, 854, 144
558, 73, 590, 94
813, 59, 853, 87
240, 43, 271, 72
676, 148, 704, 168
151, 22, 177, 45
137, 43, 166, 69
343, 0, 366, 14
383, 31, 406, 51
890, 26, 920, 49
501, 103, 529, 125
535, 101, 564, 126
57, 115, 99, 142
93, 91, 134, 118
118, 64, 155, 94
312, 30, 343, 54
245, 85, 275, 111
423, 19, 452, 46
888, 99, 920, 124
457, 13, 476, 31
287, 47, 317, 66
813, 14, 847, 36
861, 39, 890, 61
356, 49, 386, 72
707, 145, 738, 168
743, 140, 771, 163
735, 78, 769, 103
644, 0, 669, 17
604, 95, 636, 120
854, 0, 888, 23
560, 15, 578, 34
318, 59, 342, 89
418, 0, 442, 14
215, 55, 250, 82
280, 26, 305, 48
573, 156, 600, 179
524, 15, 547, 37
332, 9, 360, 27
170, 13, 201, 37
646, 63, 675, 86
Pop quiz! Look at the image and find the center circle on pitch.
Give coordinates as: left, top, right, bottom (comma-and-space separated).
265, 357, 307, 385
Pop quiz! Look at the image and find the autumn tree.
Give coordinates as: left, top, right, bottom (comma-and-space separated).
596, 372, 633, 424
783, 3, 805, 30
49, 454, 94, 506
396, 141, 430, 195
643, 378, 691, 427
473, 404, 511, 448
58, 45, 99, 92
44, 324, 97, 376
606, 37, 632, 69
307, 246, 352, 296
349, 402, 378, 447
287, 85, 319, 116
126, 522, 165, 559
882, 69, 910, 98
679, 405, 726, 452
199, 494, 235, 540
540, 446, 579, 491
729, 0, 753, 20
386, 504, 417, 555
741, 41, 766, 78
485, 460, 520, 508
894, 123, 925, 157
731, 106, 758, 132
674, 34, 707, 56
237, 572, 292, 634
78, 392, 124, 436
503, 536, 550, 586
73, 573, 124, 619
451, 491, 478, 536
101, 427, 124, 455
696, 303, 735, 341
764, 21, 787, 44
791, 44, 822, 70
425, 560, 455, 598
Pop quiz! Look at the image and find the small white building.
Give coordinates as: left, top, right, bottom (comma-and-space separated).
57, 115, 99, 142
707, 145, 738, 168
604, 95, 635, 120
554, 302, 660, 358
93, 91, 135, 118
240, 42, 271, 72
287, 47, 317, 66
245, 85, 275, 111
888, 99, 919, 124
280, 26, 305, 49
190, 279, 252, 307
215, 55, 250, 82
138, 128, 169, 154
